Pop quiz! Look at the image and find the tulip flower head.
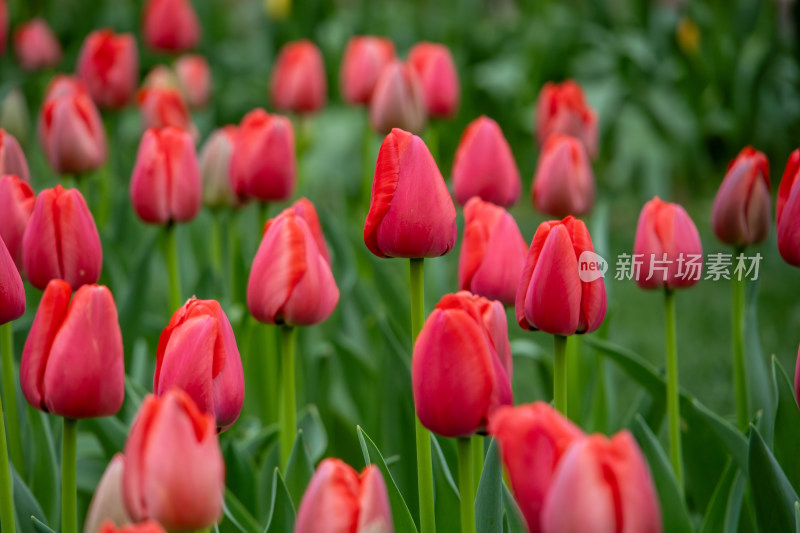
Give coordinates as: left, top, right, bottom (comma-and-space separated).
77, 29, 139, 110
531, 133, 595, 217
341, 36, 396, 106
0, 129, 30, 183
0, 236, 24, 325
13, 18, 62, 71
83, 455, 131, 533
137, 86, 197, 138
200, 126, 238, 209
288, 196, 332, 264
269, 40, 327, 114
369, 61, 427, 135
535, 80, 598, 158
142, 0, 200, 52
776, 149, 800, 267
0, 1, 7, 56
174, 54, 211, 109
408, 42, 460, 118
0, 174, 35, 270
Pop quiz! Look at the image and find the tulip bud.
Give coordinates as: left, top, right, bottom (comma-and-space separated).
0, 1, 7, 56
154, 298, 244, 430
459, 198, 527, 306
142, 0, 200, 52
77, 29, 139, 110
0, 174, 35, 270
22, 185, 102, 290
200, 126, 238, 209
452, 116, 520, 207
364, 128, 456, 258
0, 129, 30, 183
408, 42, 460, 118
229, 108, 296, 203
541, 431, 662, 533
98, 521, 166, 533
269, 40, 327, 114
0, 236, 25, 325
83, 455, 131, 533
174, 54, 211, 109
0, 89, 31, 143
535, 80, 598, 159
13, 18, 62, 71
413, 291, 512, 437
248, 206, 339, 326
295, 459, 394, 533
21, 280, 124, 418
633, 197, 703, 289
130, 127, 202, 225
369, 61, 427, 135
123, 390, 224, 531
776, 149, 800, 267
516, 216, 606, 335
136, 87, 197, 139
531, 134, 595, 217
340, 36, 396, 106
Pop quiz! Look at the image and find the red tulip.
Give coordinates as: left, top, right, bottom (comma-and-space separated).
142, 0, 200, 52
269, 40, 327, 114
295, 458, 394, 533
776, 149, 800, 266
364, 128, 456, 258
123, 390, 224, 531
287, 197, 331, 264
459, 198, 527, 306
0, 236, 24, 324
136, 87, 197, 138
248, 206, 339, 326
633, 197, 703, 289
535, 80, 598, 159
200, 126, 238, 209
0, 174, 35, 270
130, 127, 202, 225
13, 18, 61, 71
0, 129, 30, 183
153, 298, 244, 430
20, 280, 124, 418
712, 146, 770, 247
413, 291, 512, 437
531, 134, 595, 217
0, 0, 7, 56
22, 185, 102, 290
84, 455, 131, 533
229, 108, 296, 203
98, 521, 165, 533
408, 42, 460, 118
516, 216, 606, 335
340, 36, 396, 106
175, 54, 211, 109
452, 116, 520, 207
541, 431, 662, 533
77, 29, 139, 110
369, 61, 426, 135
489, 402, 585, 533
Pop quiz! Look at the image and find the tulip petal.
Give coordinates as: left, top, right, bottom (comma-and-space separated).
56, 188, 103, 289
295, 458, 360, 533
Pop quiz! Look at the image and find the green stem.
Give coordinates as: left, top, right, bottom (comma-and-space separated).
410, 258, 436, 533
62, 418, 78, 533
471, 434, 483, 498
361, 112, 374, 208
1, 322, 23, 476
211, 211, 223, 281
664, 288, 684, 491
164, 224, 182, 312
228, 211, 240, 303
0, 353, 16, 533
279, 325, 297, 468
732, 261, 747, 430
553, 335, 568, 414
457, 438, 476, 533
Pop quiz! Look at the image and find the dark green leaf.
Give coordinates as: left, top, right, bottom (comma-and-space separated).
284, 430, 314, 506
30, 516, 55, 533
431, 436, 459, 533
25, 409, 58, 523
699, 461, 743, 533
11, 467, 47, 533
748, 425, 799, 532
224, 487, 262, 533
297, 406, 327, 463
475, 439, 502, 533
772, 356, 800, 493
501, 482, 527, 533
264, 469, 294, 533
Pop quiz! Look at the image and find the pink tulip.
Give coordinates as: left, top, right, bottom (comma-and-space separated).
77, 29, 139, 110
340, 36, 396, 106
83, 455, 131, 533
286, 197, 331, 264
712, 146, 770, 247
142, 0, 200, 52
98, 521, 165, 533
136, 87, 197, 138
199, 126, 238, 209
269, 40, 327, 114
13, 18, 61, 71
532, 134, 595, 217
408, 42, 460, 118
369, 61, 427, 135
0, 236, 24, 325
0, 129, 30, 183
776, 149, 800, 266
0, 174, 35, 270
174, 54, 211, 108
535, 80, 598, 158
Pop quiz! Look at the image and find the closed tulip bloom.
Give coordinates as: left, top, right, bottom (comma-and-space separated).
340, 36, 396, 106
123, 390, 224, 531
77, 29, 139, 110
130, 127, 202, 225
142, 64, 179, 91
13, 18, 61, 71
489, 402, 584, 533
532, 134, 595, 217
269, 40, 327, 114
200, 126, 238, 209
364, 128, 456, 258
712, 146, 770, 247
0, 236, 25, 324
295, 459, 393, 533
633, 197, 703, 289
535, 80, 598, 159
84, 455, 131, 533
369, 61, 426, 135
137, 87, 197, 138
452, 116, 520, 207
288, 197, 331, 264
21, 280, 124, 417
229, 108, 296, 203
413, 292, 513, 437
408, 42, 460, 118
142, 0, 200, 52
98, 521, 165, 533
776, 149, 800, 267
174, 54, 211, 108
541, 431, 662, 533
0, 175, 35, 270
516, 216, 606, 335
22, 185, 102, 290
248, 208, 339, 326
0, 129, 30, 183
154, 298, 244, 430
0, 0, 6, 56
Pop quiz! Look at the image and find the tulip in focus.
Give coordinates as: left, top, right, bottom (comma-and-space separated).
531, 134, 595, 217
0, 236, 24, 325
175, 54, 211, 108
83, 455, 131, 533
712, 147, 770, 248
408, 42, 460, 118
142, 0, 200, 52
137, 87, 197, 138
340, 36, 396, 106
0, 174, 35, 270
77, 29, 139, 110
776, 149, 800, 267
269, 40, 327, 114
200, 126, 238, 209
369, 61, 427, 135
535, 80, 598, 158
98, 521, 166, 533
0, 129, 30, 183
13, 18, 62, 71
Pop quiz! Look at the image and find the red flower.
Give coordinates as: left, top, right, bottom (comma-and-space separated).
0, 174, 35, 270
84, 455, 131, 533
13, 18, 61, 71
531, 134, 595, 217
340, 36, 395, 106
776, 149, 800, 267
98, 521, 165, 533
0, 129, 30, 183
535, 80, 598, 158
77, 29, 139, 110
0, 236, 24, 325
174, 54, 211, 109
137, 87, 197, 138
712, 146, 770, 247
369, 61, 427, 135
408, 42, 460, 118
142, 0, 200, 52
269, 40, 327, 114
199, 126, 238, 209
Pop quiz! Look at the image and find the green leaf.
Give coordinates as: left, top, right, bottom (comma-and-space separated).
284, 430, 314, 506
264, 469, 295, 533
30, 516, 55, 533
223, 487, 262, 533
699, 461, 744, 533
771, 356, 800, 493
297, 406, 327, 463
501, 482, 527, 533
11, 467, 47, 533
25, 409, 58, 523
748, 425, 799, 532
82, 416, 127, 458
430, 436, 459, 533
475, 439, 502, 533
795, 501, 800, 533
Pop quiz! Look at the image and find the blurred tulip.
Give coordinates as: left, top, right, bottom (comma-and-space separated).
531, 134, 595, 217
264, 0, 291, 20
142, 64, 179, 90
269, 40, 327, 114
137, 87, 197, 138
0, 0, 6, 56
20, 280, 124, 418
154, 298, 244, 430
287, 197, 331, 264
413, 291, 512, 437
98, 521, 165, 533
0, 174, 35, 270
408, 42, 460, 118
0, 129, 30, 183
452, 116, 520, 207
295, 458, 394, 533
0, 90, 30, 143
174, 54, 211, 108
633, 197, 703, 289
459, 198, 527, 306
776, 149, 800, 266
364, 128, 456, 258
13, 18, 61, 71
130, 127, 202, 225
83, 455, 131, 533
516, 216, 606, 335
340, 36, 396, 106
142, 0, 200, 52
489, 402, 584, 533
200, 126, 238, 209
369, 61, 426, 135
123, 390, 224, 531
77, 29, 139, 110
229, 108, 296, 203
0, 236, 24, 324
535, 80, 598, 158
22, 185, 102, 290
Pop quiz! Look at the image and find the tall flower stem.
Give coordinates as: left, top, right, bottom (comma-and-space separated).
664, 288, 683, 490
553, 335, 568, 414
279, 325, 297, 468
0, 351, 16, 533
361, 113, 374, 208
732, 251, 747, 430
62, 418, 78, 533
164, 224, 182, 312
457, 437, 476, 533
1, 322, 23, 475
471, 434, 483, 497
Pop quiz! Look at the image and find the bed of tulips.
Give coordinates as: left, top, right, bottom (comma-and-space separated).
1, 1, 800, 533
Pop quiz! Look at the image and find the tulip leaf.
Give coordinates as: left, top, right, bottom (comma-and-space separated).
744, 280, 774, 442
297, 405, 327, 462
223, 487, 262, 533
795, 501, 800, 533
699, 461, 745, 533
25, 409, 58, 523
264, 469, 295, 533
475, 439, 502, 533
501, 482, 527, 533
82, 416, 128, 458
431, 436, 460, 533
30, 516, 55, 533
223, 439, 259, 518
748, 425, 799, 532
771, 356, 800, 493
284, 430, 314, 506
11, 467, 47, 533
